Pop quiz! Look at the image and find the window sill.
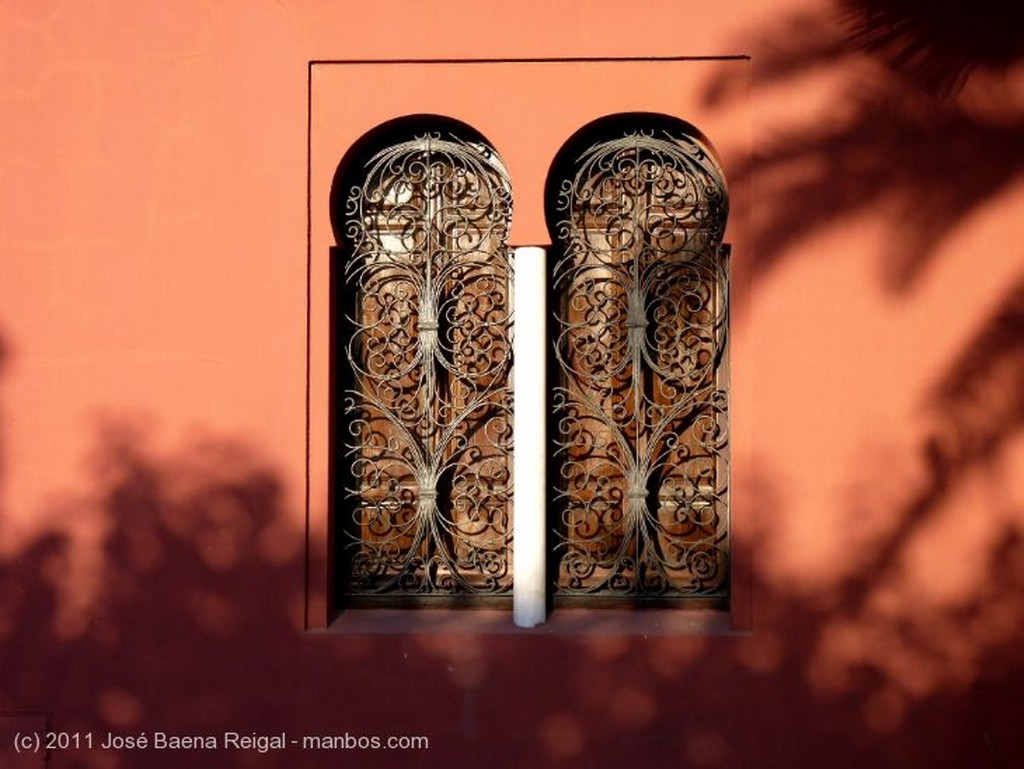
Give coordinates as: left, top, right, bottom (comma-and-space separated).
314, 607, 743, 637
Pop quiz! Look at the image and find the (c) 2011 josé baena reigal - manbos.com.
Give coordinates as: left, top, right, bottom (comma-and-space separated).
32, 730, 428, 754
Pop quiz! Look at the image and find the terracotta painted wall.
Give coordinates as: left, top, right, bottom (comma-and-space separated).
2, 1, 1023, 767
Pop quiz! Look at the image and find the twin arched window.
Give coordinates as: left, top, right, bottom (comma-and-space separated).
331, 115, 729, 608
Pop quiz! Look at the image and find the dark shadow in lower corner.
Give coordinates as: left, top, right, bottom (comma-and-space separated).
0, 419, 307, 767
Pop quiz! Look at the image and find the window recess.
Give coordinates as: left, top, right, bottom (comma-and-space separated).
334, 125, 514, 602
547, 118, 731, 604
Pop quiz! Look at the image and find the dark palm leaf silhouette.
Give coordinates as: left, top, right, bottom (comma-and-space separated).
707, 0, 1024, 635
707, 1, 1024, 294
840, 0, 1024, 95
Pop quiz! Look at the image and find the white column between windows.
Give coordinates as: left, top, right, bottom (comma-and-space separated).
512, 246, 547, 628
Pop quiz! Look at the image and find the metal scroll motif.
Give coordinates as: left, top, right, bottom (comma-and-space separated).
552, 130, 730, 598
341, 134, 513, 596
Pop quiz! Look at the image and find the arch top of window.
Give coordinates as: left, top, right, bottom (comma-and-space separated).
544, 112, 729, 248
329, 115, 513, 248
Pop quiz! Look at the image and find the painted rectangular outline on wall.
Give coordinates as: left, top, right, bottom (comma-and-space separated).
305, 56, 753, 632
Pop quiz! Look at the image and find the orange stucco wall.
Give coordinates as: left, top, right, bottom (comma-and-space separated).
2, 1, 1023, 768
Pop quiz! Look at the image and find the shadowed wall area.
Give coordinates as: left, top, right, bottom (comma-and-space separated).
1, 422, 1022, 769
2, 0, 1024, 767
0, 422, 307, 765
705, 0, 1024, 295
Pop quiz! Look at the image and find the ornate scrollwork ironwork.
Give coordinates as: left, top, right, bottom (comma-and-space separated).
339, 132, 513, 597
551, 128, 730, 599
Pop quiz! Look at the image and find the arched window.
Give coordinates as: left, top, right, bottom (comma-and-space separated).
546, 115, 730, 602
331, 118, 514, 601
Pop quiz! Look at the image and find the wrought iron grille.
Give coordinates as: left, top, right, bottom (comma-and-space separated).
338, 132, 513, 597
551, 128, 730, 599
